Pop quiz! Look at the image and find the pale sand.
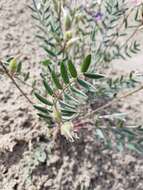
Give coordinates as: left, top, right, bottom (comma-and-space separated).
0, 1, 143, 190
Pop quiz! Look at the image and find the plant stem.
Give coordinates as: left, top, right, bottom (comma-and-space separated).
85, 84, 143, 119
0, 61, 34, 105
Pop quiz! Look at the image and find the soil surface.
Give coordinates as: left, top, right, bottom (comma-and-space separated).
1, 1, 143, 190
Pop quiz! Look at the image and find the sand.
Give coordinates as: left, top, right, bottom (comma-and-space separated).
0, 0, 143, 190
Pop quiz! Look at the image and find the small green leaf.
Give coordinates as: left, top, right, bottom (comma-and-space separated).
42, 59, 52, 66
77, 78, 96, 91
51, 70, 63, 90
9, 58, 17, 73
16, 62, 22, 73
34, 105, 52, 114
42, 46, 57, 57
60, 62, 70, 84
34, 92, 53, 106
59, 101, 76, 110
81, 54, 91, 73
28, 5, 37, 12
68, 60, 77, 78
61, 108, 77, 115
61, 112, 76, 118
37, 113, 52, 120
84, 73, 104, 79
43, 80, 54, 96
64, 93, 79, 105
70, 86, 87, 99
32, 14, 39, 21
62, 114, 77, 121
24, 72, 30, 81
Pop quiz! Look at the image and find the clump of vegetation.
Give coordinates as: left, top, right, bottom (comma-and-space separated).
1, 0, 143, 152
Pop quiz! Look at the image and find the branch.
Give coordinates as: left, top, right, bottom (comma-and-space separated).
85, 84, 143, 119
0, 61, 34, 105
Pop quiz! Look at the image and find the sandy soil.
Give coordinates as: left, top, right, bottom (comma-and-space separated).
1, 1, 143, 190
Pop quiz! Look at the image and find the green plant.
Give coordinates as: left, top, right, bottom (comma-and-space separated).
30, 0, 143, 66
34, 54, 105, 141
1, 0, 143, 152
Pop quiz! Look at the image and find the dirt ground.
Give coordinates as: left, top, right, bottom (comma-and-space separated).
1, 1, 143, 190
